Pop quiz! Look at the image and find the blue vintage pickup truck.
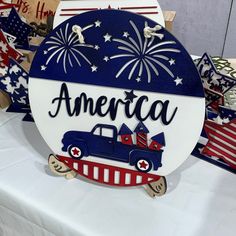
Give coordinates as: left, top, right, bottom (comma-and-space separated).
61, 124, 163, 173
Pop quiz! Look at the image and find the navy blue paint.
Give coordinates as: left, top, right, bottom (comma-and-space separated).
134, 121, 149, 133
61, 123, 163, 172
2, 8, 33, 49
48, 83, 178, 125
30, 10, 204, 98
118, 123, 133, 135
0, 59, 31, 115
151, 132, 165, 146
219, 105, 236, 121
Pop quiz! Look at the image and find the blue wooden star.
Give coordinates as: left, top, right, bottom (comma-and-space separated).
3, 8, 33, 49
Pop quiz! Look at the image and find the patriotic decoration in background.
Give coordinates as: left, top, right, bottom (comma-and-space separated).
0, 59, 32, 121
1, 7, 33, 49
193, 53, 236, 173
29, 10, 205, 187
54, 0, 165, 28
0, 6, 34, 121
197, 53, 236, 107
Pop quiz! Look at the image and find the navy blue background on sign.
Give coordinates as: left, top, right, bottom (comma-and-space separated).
30, 10, 204, 98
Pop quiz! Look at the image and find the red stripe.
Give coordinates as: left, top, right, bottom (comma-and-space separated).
203, 147, 236, 168
60, 14, 77, 16
61, 8, 98, 11
130, 173, 137, 185
109, 169, 115, 184
120, 6, 158, 10
57, 156, 161, 186
87, 164, 94, 179
205, 125, 236, 146
205, 122, 236, 138
98, 166, 104, 182
137, 12, 159, 15
207, 129, 236, 147
227, 123, 236, 133
119, 171, 126, 185
206, 142, 235, 161
0, 4, 18, 10
208, 137, 235, 156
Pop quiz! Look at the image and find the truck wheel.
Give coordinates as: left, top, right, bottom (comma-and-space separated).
135, 158, 152, 173
68, 145, 84, 159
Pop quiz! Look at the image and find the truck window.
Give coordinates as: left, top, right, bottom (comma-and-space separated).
101, 128, 113, 138
93, 127, 101, 136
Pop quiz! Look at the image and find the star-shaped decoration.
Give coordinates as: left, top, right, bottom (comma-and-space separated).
169, 58, 175, 66
0, 41, 8, 53
41, 65, 47, 71
3, 8, 33, 49
124, 90, 138, 103
103, 33, 112, 42
198, 53, 236, 94
72, 148, 80, 156
174, 77, 183, 86
123, 32, 129, 38
212, 115, 224, 125
0, 29, 22, 67
91, 65, 98, 72
43, 50, 48, 55
139, 161, 148, 170
202, 119, 236, 169
136, 77, 141, 83
94, 45, 100, 50
103, 56, 109, 62
0, 59, 29, 113
95, 20, 102, 27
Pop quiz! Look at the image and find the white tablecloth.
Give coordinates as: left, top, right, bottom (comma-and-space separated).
0, 110, 236, 236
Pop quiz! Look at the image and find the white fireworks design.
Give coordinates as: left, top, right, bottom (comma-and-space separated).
108, 20, 181, 83
43, 22, 97, 74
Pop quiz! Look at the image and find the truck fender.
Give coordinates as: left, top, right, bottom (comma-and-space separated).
129, 149, 151, 165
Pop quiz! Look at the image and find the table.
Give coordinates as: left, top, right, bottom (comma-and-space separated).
0, 110, 236, 236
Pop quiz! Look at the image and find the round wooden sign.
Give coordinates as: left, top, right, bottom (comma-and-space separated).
29, 10, 205, 187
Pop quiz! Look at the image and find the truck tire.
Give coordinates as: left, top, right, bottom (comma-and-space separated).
68, 145, 84, 159
135, 158, 152, 173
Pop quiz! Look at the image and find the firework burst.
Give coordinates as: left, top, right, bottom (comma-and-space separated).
109, 20, 181, 83
43, 23, 97, 74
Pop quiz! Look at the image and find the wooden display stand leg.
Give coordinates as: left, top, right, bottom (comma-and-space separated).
145, 176, 167, 198
0, 90, 11, 109
48, 154, 77, 180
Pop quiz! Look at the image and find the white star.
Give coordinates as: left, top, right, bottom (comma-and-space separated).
41, 65, 47, 71
174, 77, 183, 86
223, 118, 230, 123
94, 45, 100, 50
123, 32, 129, 38
104, 33, 112, 42
169, 59, 175, 66
213, 116, 223, 125
0, 42, 8, 53
103, 56, 109, 62
95, 20, 102, 27
91, 65, 98, 72
43, 50, 48, 55
136, 77, 141, 83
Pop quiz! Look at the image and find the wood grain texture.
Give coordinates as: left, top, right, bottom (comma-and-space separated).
0, 90, 11, 109
12, 0, 60, 24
